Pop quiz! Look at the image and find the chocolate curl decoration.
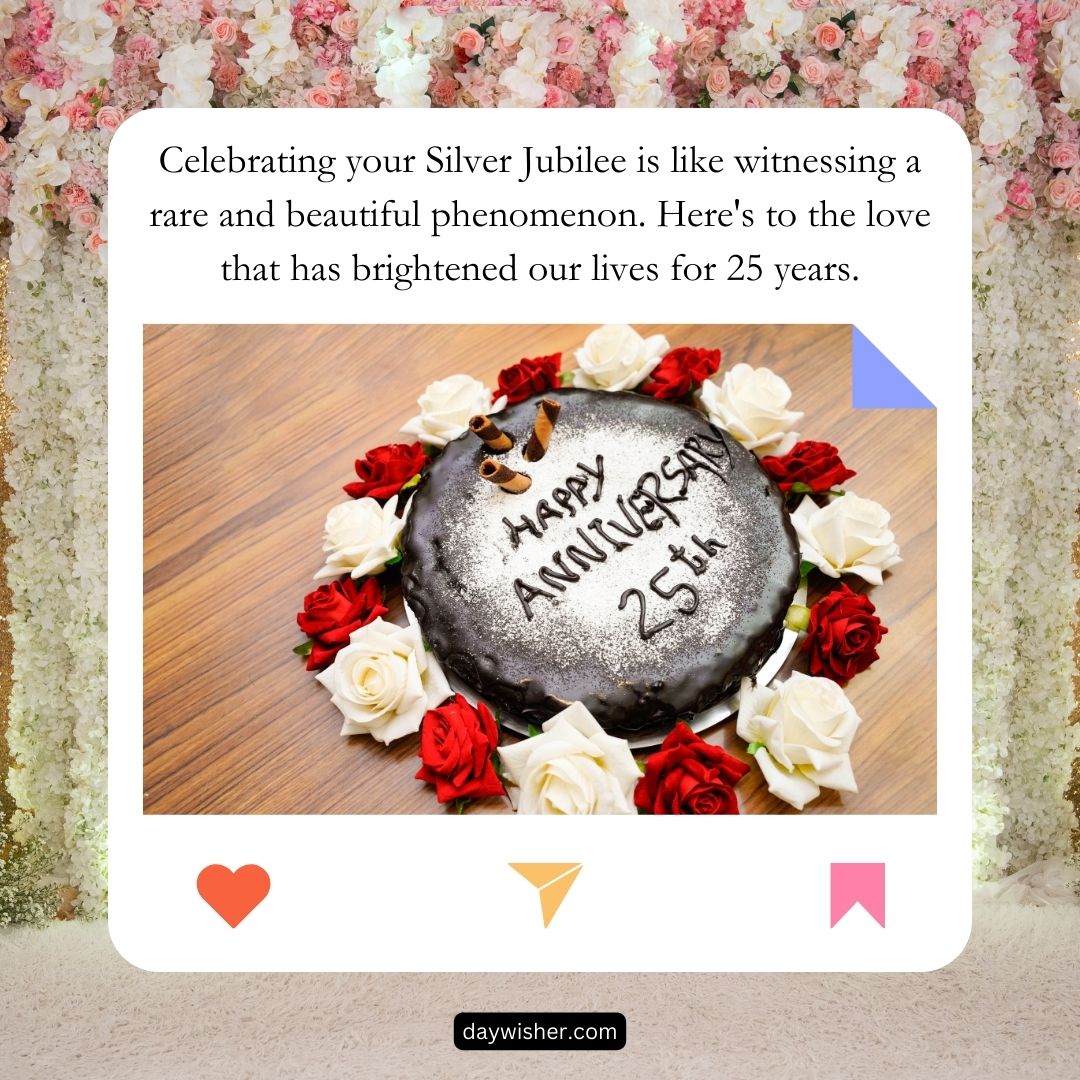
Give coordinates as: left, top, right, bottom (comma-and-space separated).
469, 414, 512, 453
523, 398, 561, 462
479, 458, 532, 494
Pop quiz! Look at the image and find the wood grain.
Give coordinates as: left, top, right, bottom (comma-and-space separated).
144, 324, 935, 815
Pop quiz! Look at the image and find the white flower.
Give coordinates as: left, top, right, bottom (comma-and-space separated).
386, 4, 443, 44
316, 616, 451, 743
1049, 14, 1080, 110
791, 491, 902, 585
699, 363, 802, 456
625, 0, 686, 43
609, 28, 665, 108
497, 702, 639, 814
972, 151, 1009, 253
400, 373, 505, 447
970, 24, 1028, 147
158, 40, 214, 108
857, 5, 916, 108
314, 495, 404, 580
375, 54, 432, 107
572, 323, 668, 391
239, 0, 300, 87
498, 47, 549, 107
736, 673, 862, 810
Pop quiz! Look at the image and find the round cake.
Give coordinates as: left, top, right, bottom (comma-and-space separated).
401, 388, 800, 734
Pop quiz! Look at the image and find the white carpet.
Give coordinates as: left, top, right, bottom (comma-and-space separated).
3, 899, 1080, 1080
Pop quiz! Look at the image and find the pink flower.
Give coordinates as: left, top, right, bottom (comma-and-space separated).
96, 106, 123, 131
736, 85, 770, 108
126, 33, 159, 65
933, 98, 965, 124
544, 85, 573, 108
4, 47, 35, 78
555, 64, 583, 93
61, 98, 93, 131
214, 62, 241, 93
1048, 141, 1079, 170
1045, 175, 1071, 207
70, 205, 101, 231
910, 15, 942, 57
705, 62, 731, 98
763, 64, 790, 98
554, 26, 582, 58
324, 66, 351, 95
791, 0, 817, 9
1067, 186, 1080, 212
684, 27, 717, 62
87, 232, 106, 253
815, 22, 845, 51
1038, 0, 1069, 27
61, 182, 91, 208
800, 56, 828, 86
307, 86, 335, 108
295, 20, 326, 47
454, 27, 485, 58
331, 11, 359, 40
209, 16, 237, 46
431, 74, 459, 107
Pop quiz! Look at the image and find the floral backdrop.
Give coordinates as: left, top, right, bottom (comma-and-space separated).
0, 0, 1076, 919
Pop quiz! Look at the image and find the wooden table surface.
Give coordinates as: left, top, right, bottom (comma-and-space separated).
144, 323, 935, 815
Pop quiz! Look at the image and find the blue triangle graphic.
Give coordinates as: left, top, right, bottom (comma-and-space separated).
851, 327, 934, 409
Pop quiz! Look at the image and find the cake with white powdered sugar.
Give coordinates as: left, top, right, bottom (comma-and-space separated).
401, 387, 800, 735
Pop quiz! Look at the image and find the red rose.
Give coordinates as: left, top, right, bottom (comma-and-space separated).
296, 577, 388, 670
760, 440, 856, 494
496, 353, 561, 405
416, 693, 505, 804
344, 442, 425, 501
802, 584, 887, 684
634, 723, 749, 814
640, 346, 722, 400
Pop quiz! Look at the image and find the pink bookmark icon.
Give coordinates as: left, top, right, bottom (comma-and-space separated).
830, 863, 886, 928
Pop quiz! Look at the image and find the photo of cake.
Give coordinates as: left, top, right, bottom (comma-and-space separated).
142, 323, 935, 817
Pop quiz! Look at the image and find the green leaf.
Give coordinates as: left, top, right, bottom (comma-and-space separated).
454, 798, 468, 815
292, 640, 313, 657
559, 370, 576, 386
385, 552, 403, 567
787, 80, 801, 97
637, 758, 647, 774
492, 752, 504, 780
747, 741, 764, 755
527, 723, 541, 738
790, 482, 814, 494
799, 559, 817, 579
400, 472, 422, 492
698, 88, 711, 108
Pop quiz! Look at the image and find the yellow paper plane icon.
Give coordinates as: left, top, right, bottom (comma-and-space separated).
510, 863, 583, 927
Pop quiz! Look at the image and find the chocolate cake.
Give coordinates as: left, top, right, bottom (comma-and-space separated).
401, 388, 800, 735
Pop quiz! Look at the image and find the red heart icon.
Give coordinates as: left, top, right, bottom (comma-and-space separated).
197, 864, 270, 927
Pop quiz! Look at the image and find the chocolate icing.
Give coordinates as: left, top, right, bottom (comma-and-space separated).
401, 388, 800, 735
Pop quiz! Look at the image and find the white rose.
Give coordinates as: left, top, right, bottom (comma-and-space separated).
736, 673, 861, 811
497, 702, 639, 814
791, 491, 902, 585
699, 363, 802, 457
571, 324, 668, 392
314, 494, 404, 581
316, 615, 451, 743
400, 373, 506, 448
